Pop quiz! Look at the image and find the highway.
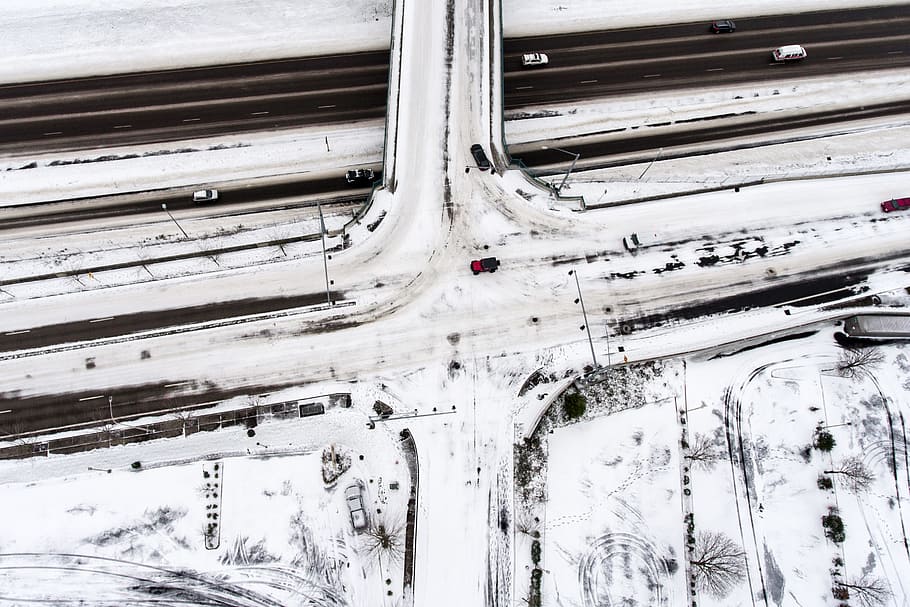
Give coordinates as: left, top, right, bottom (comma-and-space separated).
0, 5, 907, 155
2, 4, 910, 436
503, 5, 910, 106
0, 176, 373, 230
2, 3, 909, 604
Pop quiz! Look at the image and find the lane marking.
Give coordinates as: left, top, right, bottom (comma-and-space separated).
4, 329, 30, 335
165, 381, 193, 388
579, 79, 598, 84
643, 74, 661, 78
250, 111, 269, 116
706, 67, 724, 72
89, 317, 115, 323
113, 124, 132, 129
182, 117, 201, 122
317, 105, 336, 109
78, 395, 105, 402
0, 409, 11, 414
826, 56, 843, 60
888, 50, 904, 55
43, 131, 63, 136
515, 85, 533, 90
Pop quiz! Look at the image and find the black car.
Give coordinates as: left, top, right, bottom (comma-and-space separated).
470, 144, 490, 171
345, 169, 375, 185
470, 257, 500, 274
710, 19, 736, 33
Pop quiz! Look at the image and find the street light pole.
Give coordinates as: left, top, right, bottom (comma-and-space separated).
542, 146, 580, 194
161, 204, 188, 238
569, 269, 598, 368
315, 199, 332, 306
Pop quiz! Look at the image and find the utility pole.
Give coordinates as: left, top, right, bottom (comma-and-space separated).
541, 146, 580, 194
569, 269, 598, 368
161, 204, 188, 238
315, 199, 332, 305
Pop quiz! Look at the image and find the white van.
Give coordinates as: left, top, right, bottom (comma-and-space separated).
772, 45, 806, 62
521, 52, 549, 67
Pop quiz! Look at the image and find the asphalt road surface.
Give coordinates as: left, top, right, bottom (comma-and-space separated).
1, 5, 907, 154
0, 176, 374, 230
503, 5, 910, 106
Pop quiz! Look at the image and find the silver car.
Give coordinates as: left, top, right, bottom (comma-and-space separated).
344, 484, 367, 530
192, 189, 219, 203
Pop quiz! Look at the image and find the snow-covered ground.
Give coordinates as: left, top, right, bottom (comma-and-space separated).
3, 1, 910, 607
527, 328, 910, 607
0, 386, 413, 606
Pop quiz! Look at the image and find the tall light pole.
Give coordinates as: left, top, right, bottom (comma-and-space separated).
568, 269, 598, 368
161, 204, 188, 238
315, 199, 332, 306
541, 146, 580, 194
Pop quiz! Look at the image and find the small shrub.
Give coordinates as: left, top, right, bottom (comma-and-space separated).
815, 431, 836, 452
563, 392, 587, 419
832, 586, 850, 600
822, 511, 846, 543
528, 567, 543, 607
817, 476, 833, 490
531, 540, 541, 565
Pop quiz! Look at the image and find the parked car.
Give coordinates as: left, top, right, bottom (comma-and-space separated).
470, 257, 500, 274
344, 484, 367, 531
345, 168, 375, 185
192, 189, 218, 203
470, 144, 491, 171
521, 52, 549, 67
771, 45, 806, 62
710, 20, 736, 33
881, 197, 910, 212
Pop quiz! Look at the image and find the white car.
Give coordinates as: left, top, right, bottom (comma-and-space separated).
771, 45, 806, 62
192, 189, 219, 203
344, 484, 367, 531
521, 52, 549, 67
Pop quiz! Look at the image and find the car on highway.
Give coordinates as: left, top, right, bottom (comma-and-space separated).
710, 20, 736, 33
192, 189, 219, 203
345, 168, 375, 185
771, 45, 807, 62
521, 52, 549, 67
470, 144, 491, 171
881, 197, 910, 212
470, 257, 500, 274
344, 484, 367, 531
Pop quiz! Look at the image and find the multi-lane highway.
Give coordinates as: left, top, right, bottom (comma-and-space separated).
503, 5, 910, 106
0, 6, 907, 155
0, 176, 373, 230
2, 4, 909, 440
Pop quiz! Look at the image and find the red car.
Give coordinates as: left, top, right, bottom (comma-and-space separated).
470, 257, 500, 274
881, 197, 910, 212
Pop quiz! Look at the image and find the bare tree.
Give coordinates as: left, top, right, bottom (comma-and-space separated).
362, 517, 405, 569
836, 348, 885, 380
835, 575, 890, 607
171, 410, 195, 437
691, 531, 746, 598
824, 456, 875, 493
686, 433, 722, 470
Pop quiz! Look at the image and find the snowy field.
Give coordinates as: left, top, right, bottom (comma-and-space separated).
531, 326, 910, 606
0, 394, 412, 606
